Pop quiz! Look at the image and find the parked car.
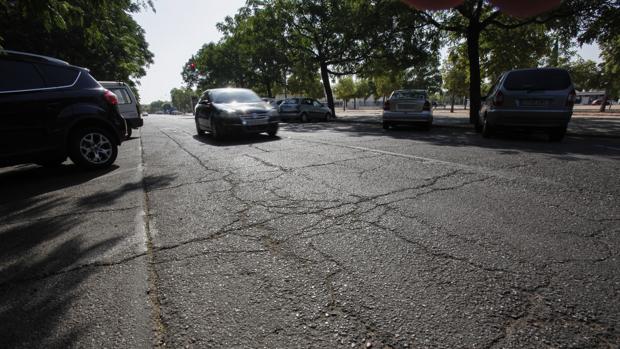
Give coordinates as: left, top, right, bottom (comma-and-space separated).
278, 97, 332, 122
194, 88, 279, 140
0, 50, 125, 169
477, 68, 575, 141
591, 99, 611, 106
382, 89, 433, 130
100, 81, 142, 139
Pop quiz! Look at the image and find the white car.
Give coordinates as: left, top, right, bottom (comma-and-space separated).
382, 89, 433, 130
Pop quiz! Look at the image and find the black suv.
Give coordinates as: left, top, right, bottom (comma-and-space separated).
0, 50, 126, 169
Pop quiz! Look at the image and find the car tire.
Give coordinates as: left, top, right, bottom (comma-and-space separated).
195, 118, 205, 135
126, 127, 132, 139
548, 127, 566, 142
481, 117, 494, 138
267, 125, 278, 137
300, 113, 308, 123
69, 127, 118, 170
324, 113, 331, 122
383, 121, 390, 130
210, 118, 225, 141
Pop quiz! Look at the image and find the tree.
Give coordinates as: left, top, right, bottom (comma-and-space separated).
333, 77, 356, 110
413, 0, 598, 123
355, 79, 373, 106
565, 58, 603, 92
0, 0, 155, 93
277, 0, 439, 117
170, 88, 198, 113
442, 47, 469, 112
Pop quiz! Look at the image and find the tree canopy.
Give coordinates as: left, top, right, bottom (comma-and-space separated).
0, 0, 155, 99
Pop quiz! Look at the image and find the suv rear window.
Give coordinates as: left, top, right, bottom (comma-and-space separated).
504, 70, 571, 91
391, 91, 426, 100
109, 88, 132, 104
36, 63, 79, 87
0, 59, 45, 92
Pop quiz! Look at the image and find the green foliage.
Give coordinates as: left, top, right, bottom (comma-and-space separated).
333, 77, 356, 103
0, 0, 154, 90
442, 46, 469, 97
149, 100, 169, 112
170, 88, 198, 113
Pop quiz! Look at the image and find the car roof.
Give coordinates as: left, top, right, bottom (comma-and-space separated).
99, 81, 128, 87
503, 67, 569, 74
2, 50, 71, 66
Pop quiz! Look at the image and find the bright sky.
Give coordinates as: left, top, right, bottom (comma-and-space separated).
133, 0, 247, 104
133, 1, 602, 104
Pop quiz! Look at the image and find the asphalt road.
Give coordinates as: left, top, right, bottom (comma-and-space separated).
1, 114, 619, 348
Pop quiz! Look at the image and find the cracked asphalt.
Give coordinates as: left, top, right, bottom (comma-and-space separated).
1, 114, 619, 348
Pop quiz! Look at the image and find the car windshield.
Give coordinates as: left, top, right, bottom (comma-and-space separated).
283, 98, 300, 104
504, 70, 571, 91
211, 89, 262, 104
392, 91, 426, 100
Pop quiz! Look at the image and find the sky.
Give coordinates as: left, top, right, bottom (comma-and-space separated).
132, 1, 602, 104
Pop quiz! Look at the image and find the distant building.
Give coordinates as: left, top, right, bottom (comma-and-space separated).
576, 91, 606, 105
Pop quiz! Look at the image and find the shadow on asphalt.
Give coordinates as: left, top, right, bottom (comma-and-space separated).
281, 122, 620, 160
192, 133, 281, 146
0, 164, 175, 347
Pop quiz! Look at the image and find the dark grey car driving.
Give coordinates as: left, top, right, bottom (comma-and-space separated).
194, 88, 279, 140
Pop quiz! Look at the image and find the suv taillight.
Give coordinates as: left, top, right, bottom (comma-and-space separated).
383, 100, 390, 111
493, 91, 504, 107
567, 89, 576, 107
423, 101, 431, 111
103, 89, 118, 106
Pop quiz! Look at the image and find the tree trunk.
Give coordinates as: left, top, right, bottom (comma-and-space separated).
319, 61, 336, 117
600, 93, 608, 113
266, 82, 273, 99
450, 94, 455, 113
354, 98, 356, 110
466, 24, 481, 124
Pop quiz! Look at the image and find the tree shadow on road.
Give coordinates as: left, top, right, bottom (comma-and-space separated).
281, 122, 620, 160
0, 164, 176, 347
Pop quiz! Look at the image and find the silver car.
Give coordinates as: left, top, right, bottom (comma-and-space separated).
100, 81, 143, 139
382, 89, 433, 130
477, 68, 575, 141
278, 97, 332, 122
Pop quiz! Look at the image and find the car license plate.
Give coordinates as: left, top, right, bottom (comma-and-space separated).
521, 99, 550, 106
244, 118, 268, 126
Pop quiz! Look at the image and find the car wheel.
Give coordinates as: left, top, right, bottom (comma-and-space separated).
324, 113, 331, 122
548, 127, 566, 142
267, 125, 278, 137
300, 113, 308, 123
195, 118, 205, 135
69, 127, 118, 169
210, 118, 225, 141
126, 127, 132, 139
481, 117, 494, 138
383, 121, 390, 130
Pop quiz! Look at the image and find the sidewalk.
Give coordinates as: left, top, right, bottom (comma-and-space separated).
332, 108, 620, 139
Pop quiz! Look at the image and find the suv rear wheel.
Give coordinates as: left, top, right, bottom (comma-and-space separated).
69, 127, 118, 169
